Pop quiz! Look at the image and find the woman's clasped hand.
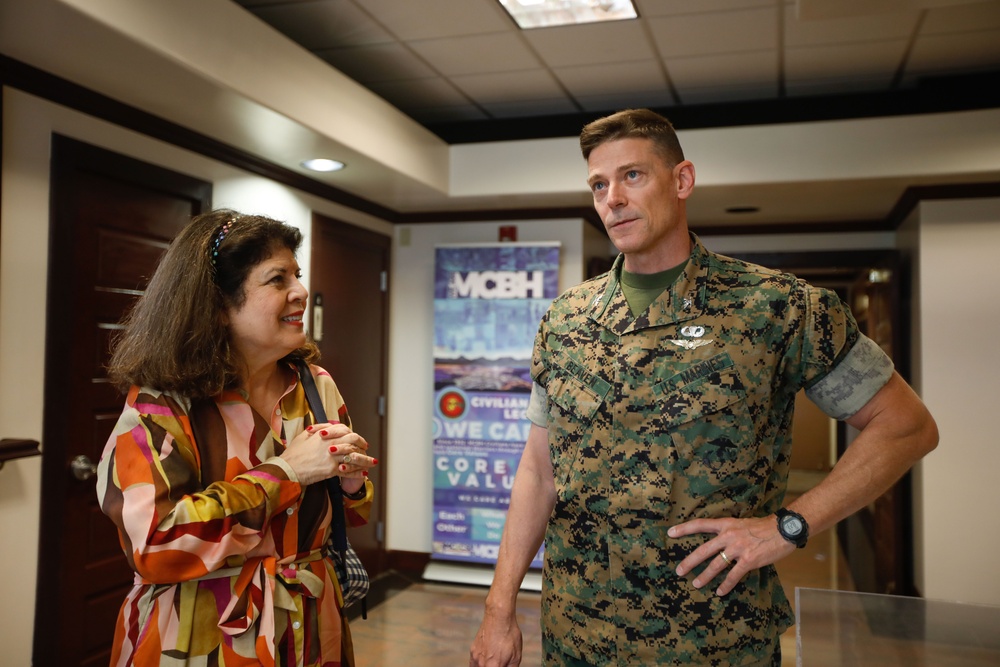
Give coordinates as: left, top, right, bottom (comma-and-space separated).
283, 422, 377, 486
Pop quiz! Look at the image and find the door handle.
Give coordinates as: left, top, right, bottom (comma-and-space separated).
70, 454, 98, 481
312, 293, 324, 342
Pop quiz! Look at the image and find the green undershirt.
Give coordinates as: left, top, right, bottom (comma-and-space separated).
619, 260, 688, 317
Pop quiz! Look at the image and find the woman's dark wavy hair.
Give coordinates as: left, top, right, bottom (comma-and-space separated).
107, 209, 318, 398
579, 108, 685, 167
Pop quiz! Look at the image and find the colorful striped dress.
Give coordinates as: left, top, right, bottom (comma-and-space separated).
96, 364, 371, 666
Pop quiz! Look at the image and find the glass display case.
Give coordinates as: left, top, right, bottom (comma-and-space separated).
796, 588, 1000, 666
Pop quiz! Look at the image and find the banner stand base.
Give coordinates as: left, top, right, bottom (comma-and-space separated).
422, 561, 542, 592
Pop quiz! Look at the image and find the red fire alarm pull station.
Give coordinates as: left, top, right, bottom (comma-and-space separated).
499, 225, 517, 242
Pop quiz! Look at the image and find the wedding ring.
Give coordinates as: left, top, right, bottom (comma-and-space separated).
342, 453, 352, 464
720, 551, 732, 566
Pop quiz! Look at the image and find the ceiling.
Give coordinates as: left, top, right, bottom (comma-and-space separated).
218, 0, 1000, 230
3, 0, 999, 231
232, 0, 1000, 142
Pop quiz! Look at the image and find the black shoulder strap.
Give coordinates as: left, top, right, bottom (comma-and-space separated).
296, 360, 348, 553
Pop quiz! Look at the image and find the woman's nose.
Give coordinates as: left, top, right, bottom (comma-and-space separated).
291, 277, 308, 304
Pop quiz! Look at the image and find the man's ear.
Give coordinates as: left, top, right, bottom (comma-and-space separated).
675, 160, 696, 200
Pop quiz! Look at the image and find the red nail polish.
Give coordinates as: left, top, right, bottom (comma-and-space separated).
306, 426, 314, 432
329, 446, 338, 453
320, 430, 328, 436
372, 458, 379, 465
362, 471, 368, 477
340, 464, 347, 471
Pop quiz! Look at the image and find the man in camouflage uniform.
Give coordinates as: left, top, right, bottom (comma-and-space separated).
470, 109, 939, 666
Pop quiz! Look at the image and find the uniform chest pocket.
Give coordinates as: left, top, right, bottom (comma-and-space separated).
653, 354, 746, 425
547, 361, 611, 423
545, 363, 612, 497
650, 354, 757, 501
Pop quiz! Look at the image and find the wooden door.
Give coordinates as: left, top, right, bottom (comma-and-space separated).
34, 136, 210, 667
309, 213, 390, 578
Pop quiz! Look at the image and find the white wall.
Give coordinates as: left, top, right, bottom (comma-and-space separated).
909, 197, 1000, 606
386, 220, 587, 555
0, 89, 391, 665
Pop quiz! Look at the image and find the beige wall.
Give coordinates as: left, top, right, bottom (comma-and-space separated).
908, 197, 1000, 605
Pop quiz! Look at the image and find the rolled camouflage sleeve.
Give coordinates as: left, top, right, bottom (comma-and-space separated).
806, 333, 894, 420
526, 381, 549, 427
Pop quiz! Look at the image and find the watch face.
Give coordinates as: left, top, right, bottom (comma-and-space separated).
781, 515, 803, 536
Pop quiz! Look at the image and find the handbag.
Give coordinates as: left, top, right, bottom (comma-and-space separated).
296, 360, 370, 616
328, 542, 370, 609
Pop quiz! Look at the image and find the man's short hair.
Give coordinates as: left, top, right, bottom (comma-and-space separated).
580, 109, 685, 167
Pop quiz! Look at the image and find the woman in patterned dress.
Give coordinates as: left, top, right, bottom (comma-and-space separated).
96, 209, 376, 666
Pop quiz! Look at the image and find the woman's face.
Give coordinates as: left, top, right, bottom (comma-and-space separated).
225, 246, 308, 370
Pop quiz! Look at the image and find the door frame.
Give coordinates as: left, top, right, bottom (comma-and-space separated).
309, 213, 391, 577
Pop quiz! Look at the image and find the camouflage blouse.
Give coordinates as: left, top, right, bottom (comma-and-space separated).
530, 235, 891, 665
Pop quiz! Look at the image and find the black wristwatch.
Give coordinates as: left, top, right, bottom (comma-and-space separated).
776, 508, 809, 549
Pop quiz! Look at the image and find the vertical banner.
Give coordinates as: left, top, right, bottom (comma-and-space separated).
432, 243, 560, 568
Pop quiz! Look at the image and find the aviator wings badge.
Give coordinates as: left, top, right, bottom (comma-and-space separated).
668, 324, 713, 350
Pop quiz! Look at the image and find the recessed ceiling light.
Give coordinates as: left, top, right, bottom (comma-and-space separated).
498, 0, 638, 30
301, 158, 345, 172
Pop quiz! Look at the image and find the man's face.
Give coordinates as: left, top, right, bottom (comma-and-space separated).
586, 137, 694, 273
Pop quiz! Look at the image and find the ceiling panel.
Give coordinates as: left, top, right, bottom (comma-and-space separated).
408, 33, 542, 76
785, 41, 909, 82
356, 0, 513, 40
921, 1, 1000, 33
554, 60, 667, 98
648, 7, 780, 59
667, 50, 778, 91
316, 43, 438, 83
450, 69, 568, 106
783, 4, 920, 46
636, 0, 780, 18
522, 21, 657, 67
